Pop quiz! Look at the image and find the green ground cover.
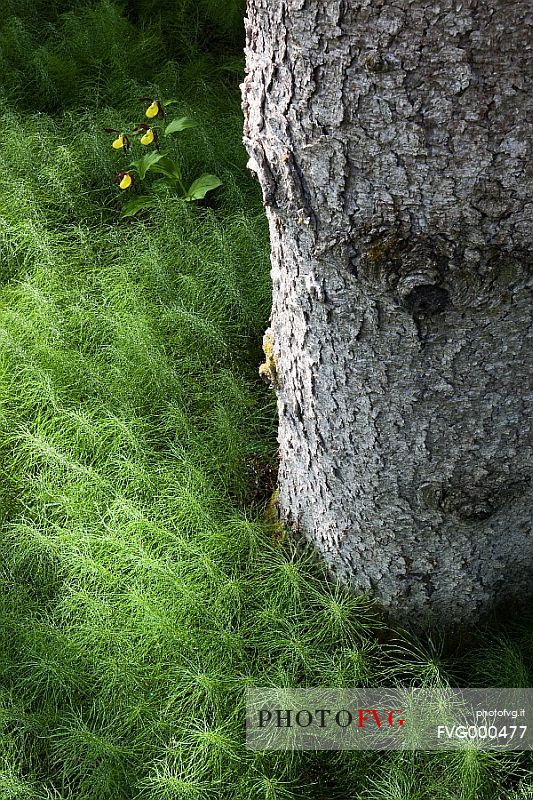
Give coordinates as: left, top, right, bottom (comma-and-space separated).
0, 1, 531, 797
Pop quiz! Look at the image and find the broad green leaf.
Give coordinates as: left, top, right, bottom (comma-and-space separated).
185, 174, 223, 202
130, 151, 166, 180
150, 156, 182, 183
165, 117, 198, 136
163, 98, 179, 106
121, 196, 156, 217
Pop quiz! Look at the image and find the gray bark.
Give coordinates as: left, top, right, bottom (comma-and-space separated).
242, 0, 533, 629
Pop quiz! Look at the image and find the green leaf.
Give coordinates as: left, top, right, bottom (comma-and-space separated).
150, 156, 182, 183
121, 196, 156, 217
185, 174, 223, 202
165, 117, 198, 136
162, 98, 179, 107
129, 151, 166, 180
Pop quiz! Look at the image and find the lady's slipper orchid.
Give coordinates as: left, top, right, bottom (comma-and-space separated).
140, 128, 155, 146
133, 123, 159, 150
141, 97, 161, 119
104, 129, 130, 151
116, 171, 133, 190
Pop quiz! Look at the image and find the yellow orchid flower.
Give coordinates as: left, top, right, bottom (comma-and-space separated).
119, 172, 133, 190
112, 134, 125, 149
140, 128, 155, 146
145, 101, 160, 119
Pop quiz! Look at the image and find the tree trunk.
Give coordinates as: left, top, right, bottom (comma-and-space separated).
242, 0, 532, 629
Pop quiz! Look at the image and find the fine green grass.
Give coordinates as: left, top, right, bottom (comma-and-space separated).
0, 1, 532, 798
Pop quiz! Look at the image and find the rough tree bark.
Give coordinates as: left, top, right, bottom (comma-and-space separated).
242, 0, 532, 628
